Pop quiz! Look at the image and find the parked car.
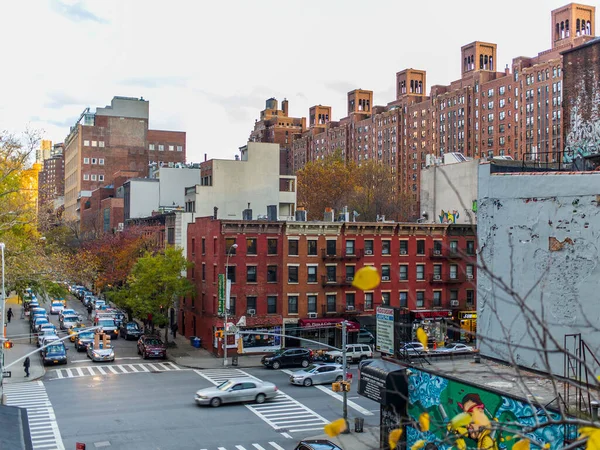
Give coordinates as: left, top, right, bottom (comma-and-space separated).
398, 342, 427, 355
120, 322, 142, 340
325, 344, 373, 363
59, 309, 82, 322
137, 335, 167, 359
294, 440, 343, 450
289, 364, 344, 387
195, 377, 278, 407
356, 328, 375, 344
32, 317, 50, 333
50, 301, 64, 315
262, 348, 313, 370
87, 343, 115, 362
40, 342, 68, 366
75, 331, 95, 352
37, 330, 59, 347
436, 343, 474, 353
60, 315, 80, 331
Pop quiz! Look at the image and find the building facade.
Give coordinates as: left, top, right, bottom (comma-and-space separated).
183, 217, 477, 355
280, 3, 596, 218
38, 142, 65, 211
63, 96, 186, 227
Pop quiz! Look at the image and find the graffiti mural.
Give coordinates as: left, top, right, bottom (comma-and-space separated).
406, 368, 575, 449
439, 210, 460, 224
564, 73, 600, 163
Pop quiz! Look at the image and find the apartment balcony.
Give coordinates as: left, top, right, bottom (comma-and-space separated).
321, 275, 353, 287
321, 249, 364, 261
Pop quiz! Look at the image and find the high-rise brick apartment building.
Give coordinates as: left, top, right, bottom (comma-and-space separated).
38, 142, 65, 209
63, 96, 186, 227
283, 3, 596, 218
249, 98, 306, 175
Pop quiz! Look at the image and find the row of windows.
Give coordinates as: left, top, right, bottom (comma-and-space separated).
83, 140, 105, 148
83, 157, 104, 165
148, 144, 183, 152
82, 173, 105, 182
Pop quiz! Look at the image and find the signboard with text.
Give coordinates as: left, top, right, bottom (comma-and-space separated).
217, 274, 225, 315
376, 307, 394, 355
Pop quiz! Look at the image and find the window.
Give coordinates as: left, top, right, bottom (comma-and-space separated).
91, 158, 97, 164
450, 240, 458, 253
307, 266, 317, 283
91, 140, 97, 147
201, 238, 206, 254
267, 265, 277, 283
399, 265, 408, 280
345, 240, 355, 255
246, 238, 257, 255
433, 291, 442, 307
399, 292, 408, 308
381, 292, 390, 306
449, 264, 458, 279
84, 140, 90, 146
326, 295, 336, 312
433, 241, 442, 254
382, 240, 391, 255
99, 175, 104, 181
84, 158, 90, 164
416, 240, 425, 255
201, 263, 205, 281
466, 290, 474, 307
364, 293, 373, 310
364, 240, 374, 255
433, 264, 442, 279
450, 290, 458, 304
399, 240, 408, 254
228, 297, 236, 315
177, 145, 183, 152
158, 144, 164, 151
225, 238, 237, 254
99, 141, 105, 148
307, 240, 317, 256
466, 264, 474, 279
149, 144, 155, 151
346, 293, 355, 310
288, 266, 299, 283
169, 145, 174, 151
416, 265, 425, 280
91, 174, 97, 181
326, 240, 336, 256
466, 240, 475, 255
246, 296, 257, 313
381, 265, 391, 280
246, 266, 257, 283
267, 239, 277, 255
416, 291, 425, 308
99, 158, 105, 165
307, 295, 317, 313
267, 296, 277, 314
226, 266, 236, 283
326, 266, 336, 282
288, 296, 298, 314
345, 265, 355, 281
83, 174, 89, 180
288, 240, 299, 256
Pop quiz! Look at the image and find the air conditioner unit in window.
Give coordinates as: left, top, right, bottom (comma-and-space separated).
365, 250, 373, 255
400, 250, 407, 255
433, 275, 441, 280
117, 223, 124, 232
247, 309, 256, 315
346, 306, 355, 311
308, 312, 318, 318
382, 276, 390, 281
434, 250, 441, 255
451, 300, 459, 307
346, 277, 354, 282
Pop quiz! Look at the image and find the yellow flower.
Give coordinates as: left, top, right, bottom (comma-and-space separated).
449, 412, 472, 430
388, 429, 403, 450
419, 412, 430, 432
324, 418, 347, 437
579, 426, 600, 450
416, 328, 428, 349
411, 440, 426, 450
351, 266, 381, 291
542, 444, 551, 449
455, 438, 466, 450
512, 439, 531, 450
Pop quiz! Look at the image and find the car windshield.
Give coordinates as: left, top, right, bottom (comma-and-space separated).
79, 332, 94, 339
64, 316, 78, 322
216, 380, 235, 391
145, 338, 162, 346
47, 344, 65, 354
98, 319, 115, 327
126, 323, 139, 329
52, 302, 62, 306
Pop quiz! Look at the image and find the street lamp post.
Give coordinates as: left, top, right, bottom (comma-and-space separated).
224, 243, 238, 367
341, 320, 349, 429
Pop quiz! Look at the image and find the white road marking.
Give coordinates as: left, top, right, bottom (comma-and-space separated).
314, 385, 374, 415
50, 363, 186, 379
269, 444, 285, 450
280, 433, 292, 439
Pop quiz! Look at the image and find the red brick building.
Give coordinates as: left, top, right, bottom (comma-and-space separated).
183, 217, 476, 355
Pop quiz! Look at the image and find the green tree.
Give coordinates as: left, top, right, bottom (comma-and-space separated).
119, 247, 193, 344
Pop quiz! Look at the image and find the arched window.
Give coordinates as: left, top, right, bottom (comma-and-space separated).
464, 57, 468, 72
545, 69, 549, 80
556, 23, 560, 40
586, 21, 591, 35
576, 18, 581, 35
480, 54, 484, 70
489, 56, 493, 71
565, 19, 570, 37
410, 79, 415, 94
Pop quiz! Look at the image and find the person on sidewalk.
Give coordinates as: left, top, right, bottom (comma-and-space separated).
87, 303, 93, 320
23, 356, 30, 378
171, 323, 178, 339
7, 308, 13, 324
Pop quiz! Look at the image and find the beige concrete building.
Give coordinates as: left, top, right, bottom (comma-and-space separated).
185, 142, 297, 220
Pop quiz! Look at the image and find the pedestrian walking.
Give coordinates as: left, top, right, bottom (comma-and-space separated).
87, 303, 93, 320
171, 323, 178, 339
7, 308, 13, 324
23, 356, 30, 378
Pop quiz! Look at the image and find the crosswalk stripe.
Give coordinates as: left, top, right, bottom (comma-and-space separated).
50, 362, 185, 379
127, 364, 139, 372
108, 366, 118, 374
147, 363, 159, 371
252, 445, 266, 450
97, 366, 107, 375
269, 443, 285, 450
235, 446, 247, 450
76, 367, 84, 377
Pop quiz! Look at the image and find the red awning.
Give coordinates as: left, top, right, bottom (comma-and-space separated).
298, 318, 360, 332
412, 310, 453, 320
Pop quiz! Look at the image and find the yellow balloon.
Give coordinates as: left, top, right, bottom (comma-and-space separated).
416, 328, 428, 349
324, 418, 347, 437
388, 429, 403, 450
352, 266, 381, 291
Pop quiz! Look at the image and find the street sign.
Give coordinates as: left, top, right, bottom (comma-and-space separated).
217, 274, 225, 315
2, 371, 11, 378
376, 307, 395, 355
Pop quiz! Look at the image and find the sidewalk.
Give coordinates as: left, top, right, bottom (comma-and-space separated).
2, 296, 45, 385
166, 334, 265, 369
305, 427, 381, 450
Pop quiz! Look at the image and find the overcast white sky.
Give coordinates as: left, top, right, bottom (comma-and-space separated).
0, 0, 596, 163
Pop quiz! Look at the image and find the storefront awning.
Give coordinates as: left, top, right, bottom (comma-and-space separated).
411, 310, 452, 320
298, 318, 360, 332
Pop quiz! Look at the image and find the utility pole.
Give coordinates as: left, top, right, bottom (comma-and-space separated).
341, 320, 348, 430
0, 242, 5, 387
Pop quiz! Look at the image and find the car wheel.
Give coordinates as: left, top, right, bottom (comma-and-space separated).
303, 378, 313, 387
360, 355, 367, 361
272, 361, 281, 370
255, 393, 266, 404
301, 359, 309, 368
210, 397, 221, 407
335, 375, 343, 382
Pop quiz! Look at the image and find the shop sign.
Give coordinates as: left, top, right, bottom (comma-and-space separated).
413, 309, 452, 320
217, 274, 225, 314
376, 307, 394, 355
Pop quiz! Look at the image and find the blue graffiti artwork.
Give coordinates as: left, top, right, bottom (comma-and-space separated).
439, 209, 460, 224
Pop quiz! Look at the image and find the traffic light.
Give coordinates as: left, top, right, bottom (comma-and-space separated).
2, 340, 13, 349
215, 330, 224, 339
332, 382, 341, 392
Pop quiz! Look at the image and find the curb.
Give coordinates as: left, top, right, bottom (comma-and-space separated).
166, 356, 264, 371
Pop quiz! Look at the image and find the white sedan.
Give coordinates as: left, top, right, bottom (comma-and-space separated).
436, 343, 474, 353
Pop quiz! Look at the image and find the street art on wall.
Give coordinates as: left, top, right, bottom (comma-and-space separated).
439, 210, 459, 224
564, 76, 600, 163
406, 368, 575, 449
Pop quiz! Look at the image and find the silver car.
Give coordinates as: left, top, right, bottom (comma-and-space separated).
436, 343, 474, 353
289, 363, 344, 387
195, 377, 278, 407
86, 343, 115, 362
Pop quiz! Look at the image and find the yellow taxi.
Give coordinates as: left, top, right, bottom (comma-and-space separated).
68, 323, 88, 342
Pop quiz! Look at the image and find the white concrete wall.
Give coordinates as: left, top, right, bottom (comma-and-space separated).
420, 159, 478, 224
129, 180, 159, 219
477, 163, 600, 374
195, 142, 297, 219
158, 168, 200, 208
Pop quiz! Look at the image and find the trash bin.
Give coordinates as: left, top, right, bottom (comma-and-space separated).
190, 336, 197, 346
192, 337, 201, 349
354, 417, 364, 433
231, 356, 238, 366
